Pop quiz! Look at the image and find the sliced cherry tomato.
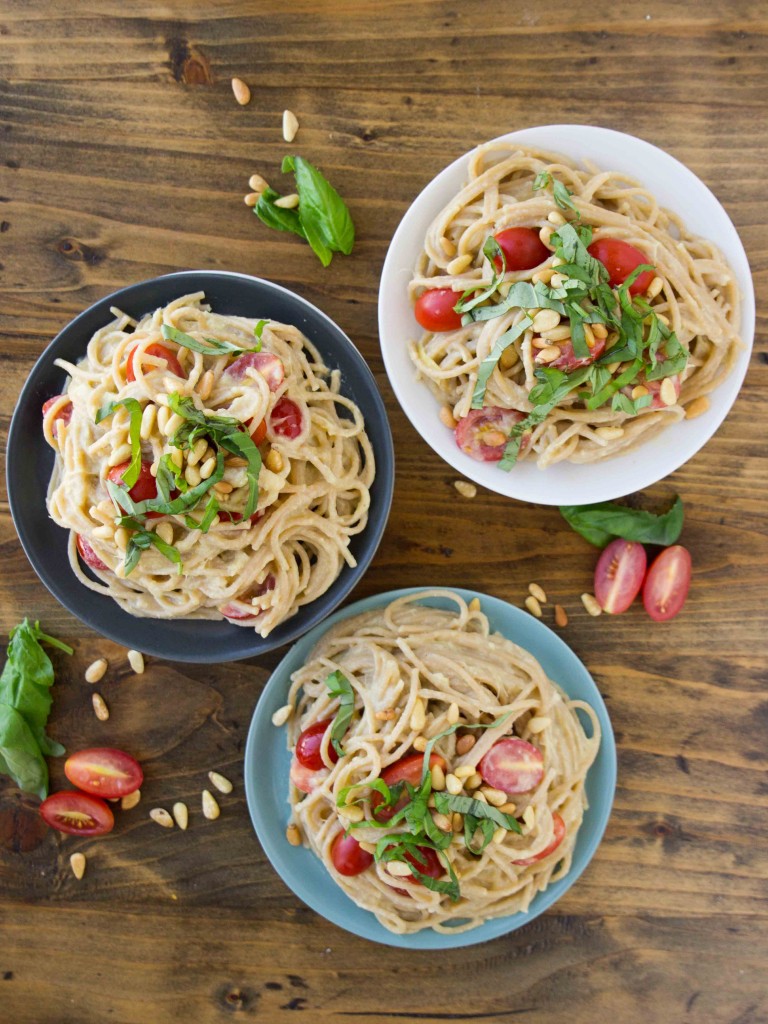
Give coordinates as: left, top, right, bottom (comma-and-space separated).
219, 575, 275, 620
289, 757, 328, 795
64, 747, 143, 799
389, 845, 445, 895
493, 227, 550, 272
250, 417, 267, 445
42, 396, 72, 438
331, 832, 374, 876
39, 791, 114, 836
414, 288, 463, 332
594, 538, 647, 614
126, 343, 183, 383
226, 352, 284, 391
454, 407, 528, 463
643, 544, 692, 622
549, 334, 606, 371
295, 719, 339, 771
76, 534, 108, 572
371, 752, 446, 821
107, 461, 158, 505
513, 812, 566, 866
269, 397, 303, 440
587, 238, 655, 295
479, 737, 544, 795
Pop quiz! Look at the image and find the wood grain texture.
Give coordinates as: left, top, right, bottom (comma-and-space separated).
0, 1, 767, 1022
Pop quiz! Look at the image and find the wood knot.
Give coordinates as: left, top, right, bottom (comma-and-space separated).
0, 794, 50, 853
215, 984, 258, 1013
358, 127, 377, 142
167, 34, 213, 85
57, 237, 102, 265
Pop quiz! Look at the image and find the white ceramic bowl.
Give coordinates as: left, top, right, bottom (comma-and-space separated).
378, 125, 755, 505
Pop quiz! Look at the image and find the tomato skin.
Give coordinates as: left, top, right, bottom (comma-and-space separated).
250, 418, 267, 445
219, 575, 275, 620
371, 753, 446, 821
549, 334, 606, 371
76, 534, 108, 572
331, 832, 374, 876
295, 719, 339, 771
414, 288, 463, 332
64, 748, 143, 799
269, 397, 303, 440
643, 545, 692, 622
513, 812, 566, 866
454, 407, 528, 463
289, 757, 328, 795
42, 396, 72, 438
107, 461, 158, 505
226, 352, 284, 391
39, 791, 114, 836
587, 238, 655, 295
126, 343, 183, 382
594, 539, 647, 614
493, 227, 550, 272
479, 738, 544, 794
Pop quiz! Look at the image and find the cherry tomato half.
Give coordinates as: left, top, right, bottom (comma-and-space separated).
219, 575, 275, 621
549, 334, 606, 372
479, 737, 544, 795
107, 461, 158, 505
42, 396, 72, 439
587, 238, 655, 295
414, 288, 463, 332
126, 343, 184, 383
493, 227, 550, 273
331, 832, 374, 877
643, 545, 692, 622
513, 812, 566, 866
39, 791, 114, 836
295, 719, 339, 771
371, 752, 446, 821
594, 539, 647, 615
226, 352, 285, 391
389, 845, 445, 895
269, 397, 303, 440
289, 757, 328, 795
250, 417, 267, 445
76, 534, 108, 572
64, 747, 143, 799
454, 407, 527, 463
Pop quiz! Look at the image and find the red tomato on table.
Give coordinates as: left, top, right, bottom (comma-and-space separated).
39, 791, 114, 836
594, 539, 647, 614
643, 545, 692, 622
64, 748, 143, 799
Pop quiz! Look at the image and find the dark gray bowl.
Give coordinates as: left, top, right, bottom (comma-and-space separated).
7, 271, 394, 663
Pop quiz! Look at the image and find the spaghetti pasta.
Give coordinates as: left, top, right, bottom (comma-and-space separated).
43, 293, 373, 636
408, 143, 741, 469
282, 591, 600, 935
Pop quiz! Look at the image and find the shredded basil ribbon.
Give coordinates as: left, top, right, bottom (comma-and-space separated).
161, 323, 262, 356
325, 670, 355, 757
471, 316, 533, 409
95, 398, 143, 488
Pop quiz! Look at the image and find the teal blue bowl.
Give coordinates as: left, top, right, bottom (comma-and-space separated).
244, 587, 616, 949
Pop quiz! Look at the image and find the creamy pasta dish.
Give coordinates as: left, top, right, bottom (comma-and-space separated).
42, 293, 373, 636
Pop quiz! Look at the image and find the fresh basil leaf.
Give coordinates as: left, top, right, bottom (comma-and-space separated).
645, 331, 688, 382
161, 323, 260, 357
254, 187, 306, 239
325, 670, 355, 757
611, 390, 652, 416
185, 495, 219, 534
559, 495, 684, 548
466, 281, 565, 324
435, 792, 522, 835
0, 704, 49, 800
533, 170, 552, 192
454, 236, 505, 315
95, 398, 143, 488
280, 155, 355, 267
337, 777, 397, 809
253, 319, 268, 345
585, 358, 643, 410
123, 527, 183, 576
470, 315, 532, 409
553, 179, 578, 214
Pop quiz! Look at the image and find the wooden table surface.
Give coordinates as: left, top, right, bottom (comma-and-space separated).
1, 2, 766, 1022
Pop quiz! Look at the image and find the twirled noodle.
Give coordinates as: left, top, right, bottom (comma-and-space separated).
43, 293, 373, 636
282, 591, 600, 935
409, 143, 742, 468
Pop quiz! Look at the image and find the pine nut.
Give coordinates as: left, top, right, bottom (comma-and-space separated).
447, 253, 473, 275
528, 583, 547, 604
595, 426, 625, 440
413, 735, 427, 752
92, 693, 109, 721
140, 403, 157, 441
500, 345, 519, 369
525, 595, 542, 618
451, 812, 464, 833
550, 272, 566, 287
249, 173, 269, 193
274, 193, 299, 209
472, 789, 487, 803
198, 455, 216, 480
85, 658, 108, 684
465, 772, 483, 790
231, 77, 251, 105
660, 377, 678, 406
631, 385, 649, 400
482, 787, 509, 807
531, 268, 554, 285
272, 704, 293, 727
70, 852, 86, 879
685, 396, 710, 420
409, 698, 426, 732
121, 789, 141, 810
554, 604, 569, 628
197, 370, 214, 402
432, 812, 452, 831
492, 827, 507, 845
499, 801, 517, 815
531, 309, 560, 333
468, 598, 481, 612
244, 191, 260, 207
358, 841, 376, 855
581, 592, 602, 617
531, 336, 549, 349
455, 733, 476, 756
536, 346, 561, 364
427, 795, 437, 809
286, 823, 302, 846
453, 764, 475, 781
527, 716, 551, 734
387, 860, 414, 878
445, 773, 463, 796
172, 802, 189, 830
547, 210, 566, 226
155, 521, 174, 545
185, 463, 201, 487
454, 480, 476, 498
591, 322, 608, 339
113, 527, 128, 552
375, 708, 396, 721
127, 649, 145, 674
522, 806, 536, 830
202, 790, 220, 820
156, 405, 170, 433
583, 322, 596, 349
107, 443, 132, 468
430, 764, 446, 791
539, 225, 553, 247
150, 808, 174, 828
440, 236, 457, 258
447, 702, 460, 725
338, 804, 364, 822
208, 771, 233, 795
213, 480, 233, 494
646, 275, 664, 300
186, 438, 208, 467
439, 405, 457, 429
163, 413, 184, 437
282, 109, 299, 142
265, 448, 284, 473
541, 324, 572, 342
607, 361, 622, 374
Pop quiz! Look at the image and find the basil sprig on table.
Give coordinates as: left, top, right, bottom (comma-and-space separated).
0, 620, 72, 799
560, 495, 684, 548
161, 323, 263, 356
254, 156, 354, 267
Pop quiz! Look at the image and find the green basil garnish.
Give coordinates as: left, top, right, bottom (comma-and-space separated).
559, 495, 684, 548
161, 323, 262, 357
95, 397, 143, 488
325, 670, 355, 757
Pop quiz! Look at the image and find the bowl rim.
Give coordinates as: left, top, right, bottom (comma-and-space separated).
244, 585, 617, 949
378, 123, 755, 505
7, 270, 395, 662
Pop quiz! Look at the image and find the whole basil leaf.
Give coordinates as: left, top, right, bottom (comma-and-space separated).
254, 187, 306, 239
559, 496, 684, 548
283, 155, 355, 265
0, 704, 49, 800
